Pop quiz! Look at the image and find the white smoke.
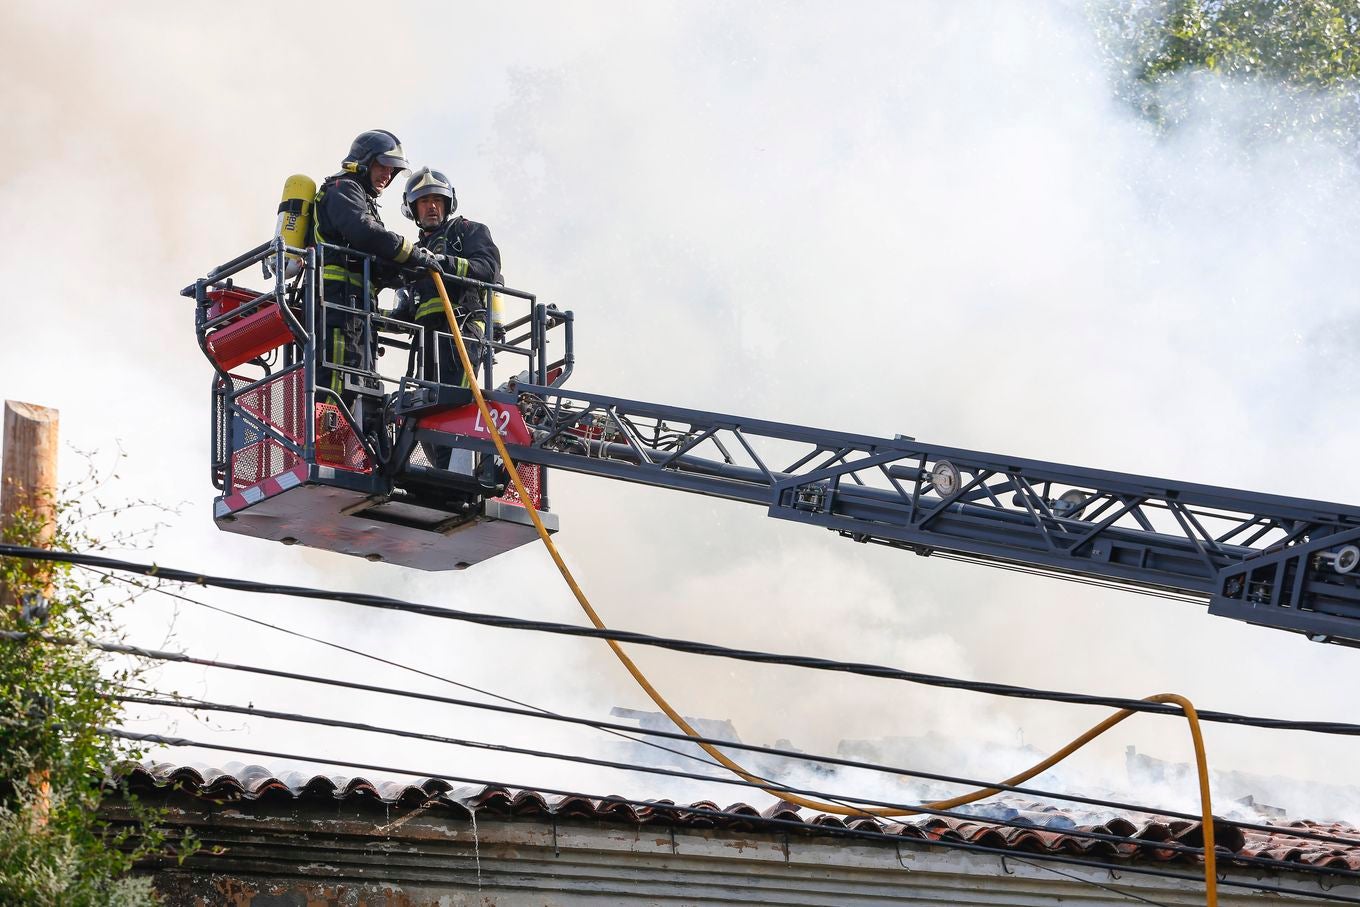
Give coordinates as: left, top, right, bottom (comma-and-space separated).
2, 0, 1360, 824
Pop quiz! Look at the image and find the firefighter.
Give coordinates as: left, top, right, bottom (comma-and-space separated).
311, 130, 438, 407
396, 167, 502, 392
392, 167, 502, 473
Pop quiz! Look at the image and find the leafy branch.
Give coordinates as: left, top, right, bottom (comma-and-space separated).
0, 457, 190, 906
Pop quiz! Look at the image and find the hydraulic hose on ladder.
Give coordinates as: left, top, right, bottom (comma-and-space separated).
427, 270, 1219, 905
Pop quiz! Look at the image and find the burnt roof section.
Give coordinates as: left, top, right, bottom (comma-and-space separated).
122, 761, 1360, 874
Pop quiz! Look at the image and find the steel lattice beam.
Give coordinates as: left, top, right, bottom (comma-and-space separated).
417, 383, 1360, 646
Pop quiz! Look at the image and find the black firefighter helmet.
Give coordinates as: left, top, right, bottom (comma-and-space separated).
401, 166, 458, 222
342, 129, 410, 174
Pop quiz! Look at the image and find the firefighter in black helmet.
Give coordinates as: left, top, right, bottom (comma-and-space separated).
395, 167, 502, 394
311, 130, 438, 407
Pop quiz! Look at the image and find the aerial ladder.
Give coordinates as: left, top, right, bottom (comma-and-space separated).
187, 235, 1360, 648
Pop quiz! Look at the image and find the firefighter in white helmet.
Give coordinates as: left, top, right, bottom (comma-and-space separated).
395, 167, 502, 392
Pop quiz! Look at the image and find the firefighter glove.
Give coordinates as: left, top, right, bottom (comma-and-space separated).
408, 246, 440, 272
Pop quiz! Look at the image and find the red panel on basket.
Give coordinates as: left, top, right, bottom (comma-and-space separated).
231, 439, 300, 490
228, 374, 371, 486
206, 287, 262, 320
230, 371, 306, 489
417, 401, 533, 446
314, 403, 372, 473
207, 302, 294, 371
235, 370, 305, 444
496, 463, 543, 510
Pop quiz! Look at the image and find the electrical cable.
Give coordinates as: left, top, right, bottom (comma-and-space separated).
11, 628, 1356, 852
87, 569, 750, 780
102, 728, 1360, 904
65, 588, 1360, 853
35, 552, 1360, 903
8, 631, 1259, 899
80, 576, 1051, 836
111, 692, 1223, 864
91, 569, 532, 711
428, 269, 1214, 901
96, 575, 896, 823
20, 632, 1203, 813
4, 545, 1355, 738
34, 549, 1360, 903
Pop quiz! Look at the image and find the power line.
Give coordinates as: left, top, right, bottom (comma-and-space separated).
18, 546, 1359, 888
93, 568, 1234, 837
96, 573, 896, 822
90, 569, 764, 783
112, 692, 1223, 863
9, 544, 1360, 737
16, 627, 1359, 852
103, 729, 1360, 904
96, 570, 541, 711
15, 541, 1360, 853
88, 560, 918, 835
93, 634, 1205, 812
12, 623, 1263, 898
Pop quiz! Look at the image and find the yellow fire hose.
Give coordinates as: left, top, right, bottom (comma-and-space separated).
429, 270, 1217, 903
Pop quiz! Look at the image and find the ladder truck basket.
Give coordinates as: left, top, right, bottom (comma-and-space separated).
192, 235, 573, 572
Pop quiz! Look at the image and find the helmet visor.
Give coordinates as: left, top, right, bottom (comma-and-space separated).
374, 144, 409, 171
404, 169, 453, 202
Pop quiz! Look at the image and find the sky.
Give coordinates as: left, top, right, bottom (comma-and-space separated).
3, 0, 1360, 823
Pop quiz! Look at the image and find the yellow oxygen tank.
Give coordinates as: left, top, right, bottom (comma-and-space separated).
274, 173, 316, 278
490, 287, 506, 335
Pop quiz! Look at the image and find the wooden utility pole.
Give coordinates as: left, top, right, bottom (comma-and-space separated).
1, 400, 59, 605
1, 400, 60, 548
1, 399, 59, 826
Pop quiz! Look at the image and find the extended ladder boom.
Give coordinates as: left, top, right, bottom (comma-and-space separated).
415, 383, 1360, 647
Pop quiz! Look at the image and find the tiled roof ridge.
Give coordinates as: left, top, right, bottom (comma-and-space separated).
113, 762, 1360, 874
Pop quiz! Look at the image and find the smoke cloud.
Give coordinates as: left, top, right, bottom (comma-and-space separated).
3, 0, 1359, 822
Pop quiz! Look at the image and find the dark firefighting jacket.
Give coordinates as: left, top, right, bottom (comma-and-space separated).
404, 216, 501, 321
311, 172, 413, 294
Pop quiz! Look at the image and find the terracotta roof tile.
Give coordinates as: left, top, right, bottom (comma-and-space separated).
554, 792, 599, 819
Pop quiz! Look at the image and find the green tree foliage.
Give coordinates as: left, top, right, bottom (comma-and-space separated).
0, 493, 169, 906
1142, 0, 1360, 86
1093, 0, 1360, 146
